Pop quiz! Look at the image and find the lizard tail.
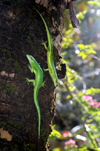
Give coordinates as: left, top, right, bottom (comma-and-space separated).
37, 137, 40, 151
34, 88, 41, 151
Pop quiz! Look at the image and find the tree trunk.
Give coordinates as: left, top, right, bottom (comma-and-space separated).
0, 0, 66, 150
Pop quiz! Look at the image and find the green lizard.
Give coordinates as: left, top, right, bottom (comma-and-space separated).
35, 8, 58, 87
26, 54, 44, 150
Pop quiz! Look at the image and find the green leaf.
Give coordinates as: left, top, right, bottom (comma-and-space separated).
78, 51, 87, 59
86, 87, 100, 95
52, 148, 61, 151
78, 146, 87, 151
63, 37, 67, 42
78, 44, 85, 50
88, 1, 100, 7
85, 45, 96, 54
49, 125, 61, 141
77, 51, 84, 56
66, 95, 71, 99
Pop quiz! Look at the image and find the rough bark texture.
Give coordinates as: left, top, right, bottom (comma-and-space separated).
0, 0, 66, 150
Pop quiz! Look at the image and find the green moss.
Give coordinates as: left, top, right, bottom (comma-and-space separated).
0, 121, 7, 127
0, 80, 17, 98
17, 25, 26, 34
23, 143, 34, 151
41, 128, 49, 143
1, 48, 11, 57
6, 58, 12, 72
14, 61, 23, 77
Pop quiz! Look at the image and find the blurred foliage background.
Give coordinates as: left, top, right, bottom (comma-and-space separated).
49, 0, 100, 151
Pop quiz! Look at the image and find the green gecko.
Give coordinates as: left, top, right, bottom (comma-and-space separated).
35, 8, 58, 87
26, 54, 44, 150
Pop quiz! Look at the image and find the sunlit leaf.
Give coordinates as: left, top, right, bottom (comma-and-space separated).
66, 95, 71, 99
78, 44, 85, 50
63, 37, 67, 42
49, 125, 61, 141
52, 148, 61, 151
88, 1, 100, 7
86, 87, 100, 95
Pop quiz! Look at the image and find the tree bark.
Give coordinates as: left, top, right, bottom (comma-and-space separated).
0, 0, 66, 150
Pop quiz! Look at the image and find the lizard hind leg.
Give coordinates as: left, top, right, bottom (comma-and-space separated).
41, 81, 45, 88
42, 42, 49, 51
26, 78, 35, 86
44, 68, 49, 72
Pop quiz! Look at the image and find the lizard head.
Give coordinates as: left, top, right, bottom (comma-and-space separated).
26, 55, 36, 72
26, 55, 36, 65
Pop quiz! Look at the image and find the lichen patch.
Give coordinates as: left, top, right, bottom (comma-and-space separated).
0, 127, 12, 141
